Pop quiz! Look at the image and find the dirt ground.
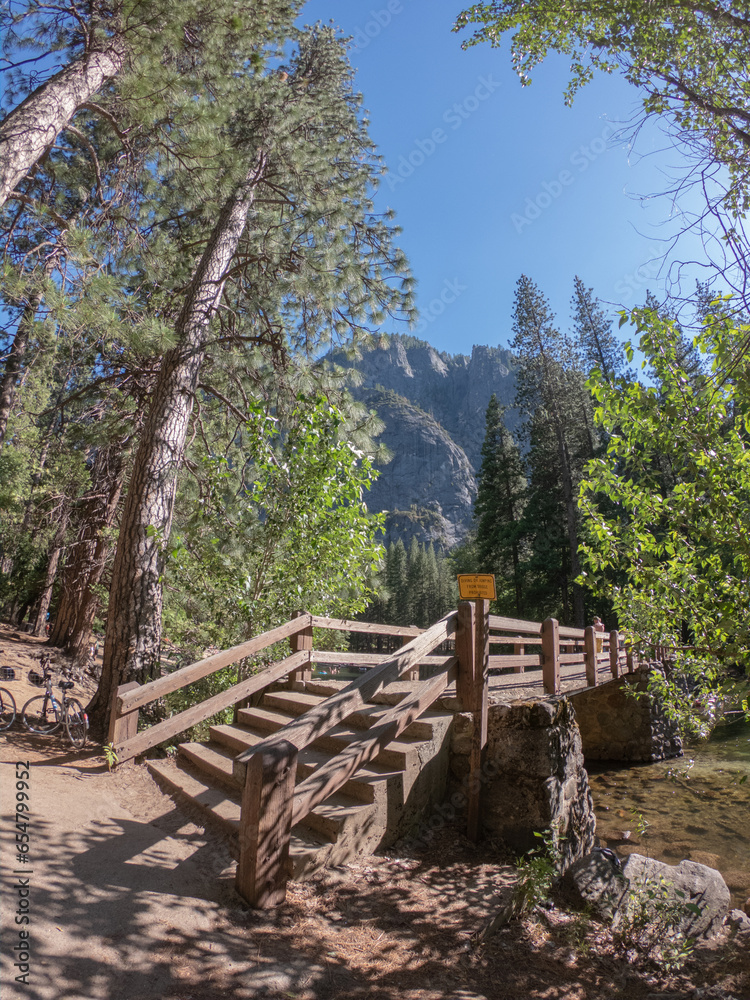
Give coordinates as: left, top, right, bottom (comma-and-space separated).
1, 626, 749, 1000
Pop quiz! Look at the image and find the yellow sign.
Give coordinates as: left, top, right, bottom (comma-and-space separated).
457, 574, 496, 600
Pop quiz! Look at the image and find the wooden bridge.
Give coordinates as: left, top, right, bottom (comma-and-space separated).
109, 605, 633, 908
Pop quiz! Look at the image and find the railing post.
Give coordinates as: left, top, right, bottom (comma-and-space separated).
541, 618, 560, 695
108, 681, 140, 747
236, 740, 298, 908
456, 600, 489, 842
289, 610, 312, 687
456, 601, 476, 711
626, 645, 635, 673
402, 636, 419, 682
513, 640, 525, 673
584, 625, 598, 687
609, 630, 621, 678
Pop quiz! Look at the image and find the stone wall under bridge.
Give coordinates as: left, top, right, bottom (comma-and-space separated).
447, 698, 596, 870
421, 669, 681, 869
569, 665, 683, 763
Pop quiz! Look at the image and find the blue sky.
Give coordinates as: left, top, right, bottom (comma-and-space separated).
302, 0, 707, 357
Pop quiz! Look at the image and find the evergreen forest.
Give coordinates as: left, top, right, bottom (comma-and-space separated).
2, 0, 750, 744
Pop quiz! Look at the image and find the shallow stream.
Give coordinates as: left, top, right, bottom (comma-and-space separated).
587, 716, 750, 907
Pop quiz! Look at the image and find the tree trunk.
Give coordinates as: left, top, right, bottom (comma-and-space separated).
0, 39, 126, 209
48, 440, 127, 659
31, 509, 69, 637
88, 151, 267, 734
0, 292, 42, 450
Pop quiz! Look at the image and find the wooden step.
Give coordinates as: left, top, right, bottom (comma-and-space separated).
185, 732, 400, 805
263, 689, 436, 740
148, 756, 378, 854
235, 706, 420, 769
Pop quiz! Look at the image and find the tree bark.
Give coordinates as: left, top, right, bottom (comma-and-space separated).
88, 150, 267, 734
0, 39, 126, 209
31, 508, 69, 637
48, 440, 127, 660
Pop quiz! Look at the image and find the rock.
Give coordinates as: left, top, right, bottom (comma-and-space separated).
560, 852, 731, 939
560, 849, 628, 918
621, 855, 730, 939
726, 908, 750, 933
329, 336, 518, 547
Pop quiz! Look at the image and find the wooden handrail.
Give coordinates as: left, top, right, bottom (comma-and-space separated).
291, 661, 458, 824
115, 650, 310, 762
117, 615, 313, 715
310, 616, 424, 638
232, 610, 458, 784
310, 650, 455, 668
488, 613, 542, 634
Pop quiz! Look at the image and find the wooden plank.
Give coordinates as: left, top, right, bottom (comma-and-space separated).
232, 611, 458, 783
492, 672, 542, 689
292, 665, 457, 824
488, 654, 540, 670
490, 636, 543, 646
108, 681, 140, 746
310, 616, 423, 638
116, 650, 309, 762
559, 652, 586, 664
311, 650, 455, 667
558, 625, 586, 639
541, 618, 560, 695
584, 625, 598, 687
610, 630, 621, 678
488, 614, 542, 634
117, 616, 313, 715
236, 739, 297, 908
290, 610, 312, 684
468, 599, 489, 843
455, 601, 476, 711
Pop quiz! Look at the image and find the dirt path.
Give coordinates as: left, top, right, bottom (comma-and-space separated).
1, 628, 748, 1000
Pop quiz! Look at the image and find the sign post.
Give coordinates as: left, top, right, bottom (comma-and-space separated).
455, 575, 494, 842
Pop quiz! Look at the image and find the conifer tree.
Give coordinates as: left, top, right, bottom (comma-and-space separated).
474, 394, 526, 614
511, 275, 587, 626
89, 26, 414, 731
571, 276, 625, 384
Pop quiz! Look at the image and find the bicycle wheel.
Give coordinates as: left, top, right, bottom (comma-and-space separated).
0, 687, 16, 730
22, 695, 61, 734
64, 698, 87, 748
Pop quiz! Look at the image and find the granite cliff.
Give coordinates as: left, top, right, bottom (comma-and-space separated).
331, 335, 518, 549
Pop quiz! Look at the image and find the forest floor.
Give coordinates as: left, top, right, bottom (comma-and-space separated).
0, 625, 749, 1000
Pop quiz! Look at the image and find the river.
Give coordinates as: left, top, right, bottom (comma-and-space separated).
587, 715, 750, 907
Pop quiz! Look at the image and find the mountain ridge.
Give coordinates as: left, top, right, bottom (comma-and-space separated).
330, 334, 519, 549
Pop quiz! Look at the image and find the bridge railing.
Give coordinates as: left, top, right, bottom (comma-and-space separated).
107, 605, 636, 908
109, 615, 315, 762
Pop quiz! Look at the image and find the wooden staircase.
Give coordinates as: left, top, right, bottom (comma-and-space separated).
146, 677, 454, 877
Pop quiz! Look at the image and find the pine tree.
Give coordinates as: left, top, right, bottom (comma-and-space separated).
571, 275, 626, 384
511, 275, 587, 626
89, 26, 414, 732
474, 394, 526, 615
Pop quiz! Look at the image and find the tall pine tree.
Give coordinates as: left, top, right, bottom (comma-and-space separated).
474, 394, 526, 615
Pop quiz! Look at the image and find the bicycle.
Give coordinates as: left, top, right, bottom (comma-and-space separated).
0, 684, 16, 730
21, 669, 88, 748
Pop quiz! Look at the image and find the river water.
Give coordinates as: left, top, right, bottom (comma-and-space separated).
587, 716, 750, 907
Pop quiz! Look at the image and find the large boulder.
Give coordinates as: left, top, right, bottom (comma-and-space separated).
562, 851, 731, 939
622, 855, 730, 939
